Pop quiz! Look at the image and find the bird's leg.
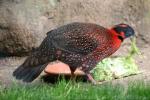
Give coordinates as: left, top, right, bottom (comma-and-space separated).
81, 58, 99, 84
86, 72, 97, 84
82, 66, 98, 84
70, 68, 76, 82
71, 70, 74, 79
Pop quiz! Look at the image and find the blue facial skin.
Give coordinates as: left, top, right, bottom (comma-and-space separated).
113, 24, 135, 38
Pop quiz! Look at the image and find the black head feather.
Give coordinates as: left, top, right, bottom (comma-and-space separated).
113, 23, 135, 38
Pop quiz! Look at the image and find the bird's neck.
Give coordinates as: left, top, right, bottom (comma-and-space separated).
109, 29, 123, 49
109, 29, 124, 42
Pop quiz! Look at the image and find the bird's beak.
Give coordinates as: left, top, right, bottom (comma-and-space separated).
130, 34, 136, 42
130, 36, 134, 42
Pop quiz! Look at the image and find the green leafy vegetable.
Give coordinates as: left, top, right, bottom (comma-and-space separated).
91, 37, 140, 81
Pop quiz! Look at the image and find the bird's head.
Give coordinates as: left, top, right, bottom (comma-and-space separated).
110, 23, 135, 41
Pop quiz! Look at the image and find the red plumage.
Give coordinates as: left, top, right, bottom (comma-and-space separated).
13, 22, 135, 84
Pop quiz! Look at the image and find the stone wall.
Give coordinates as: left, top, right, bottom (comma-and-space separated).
0, 0, 149, 56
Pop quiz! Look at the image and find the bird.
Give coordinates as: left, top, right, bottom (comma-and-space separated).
13, 22, 135, 84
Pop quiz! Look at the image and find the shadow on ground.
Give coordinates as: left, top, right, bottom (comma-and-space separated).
41, 74, 88, 84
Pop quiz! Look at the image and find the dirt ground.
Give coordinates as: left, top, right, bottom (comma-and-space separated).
0, 0, 150, 87
0, 44, 150, 87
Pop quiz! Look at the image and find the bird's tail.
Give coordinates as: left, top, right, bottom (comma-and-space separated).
13, 53, 48, 82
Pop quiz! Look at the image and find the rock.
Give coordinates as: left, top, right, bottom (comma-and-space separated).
0, 0, 57, 56
0, 0, 149, 56
136, 0, 150, 47
44, 61, 85, 75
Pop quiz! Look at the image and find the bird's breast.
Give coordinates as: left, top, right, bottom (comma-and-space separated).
92, 37, 121, 61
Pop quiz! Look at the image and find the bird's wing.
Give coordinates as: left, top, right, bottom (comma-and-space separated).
51, 24, 100, 55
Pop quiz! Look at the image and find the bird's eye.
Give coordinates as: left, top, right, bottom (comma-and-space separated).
118, 36, 124, 42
